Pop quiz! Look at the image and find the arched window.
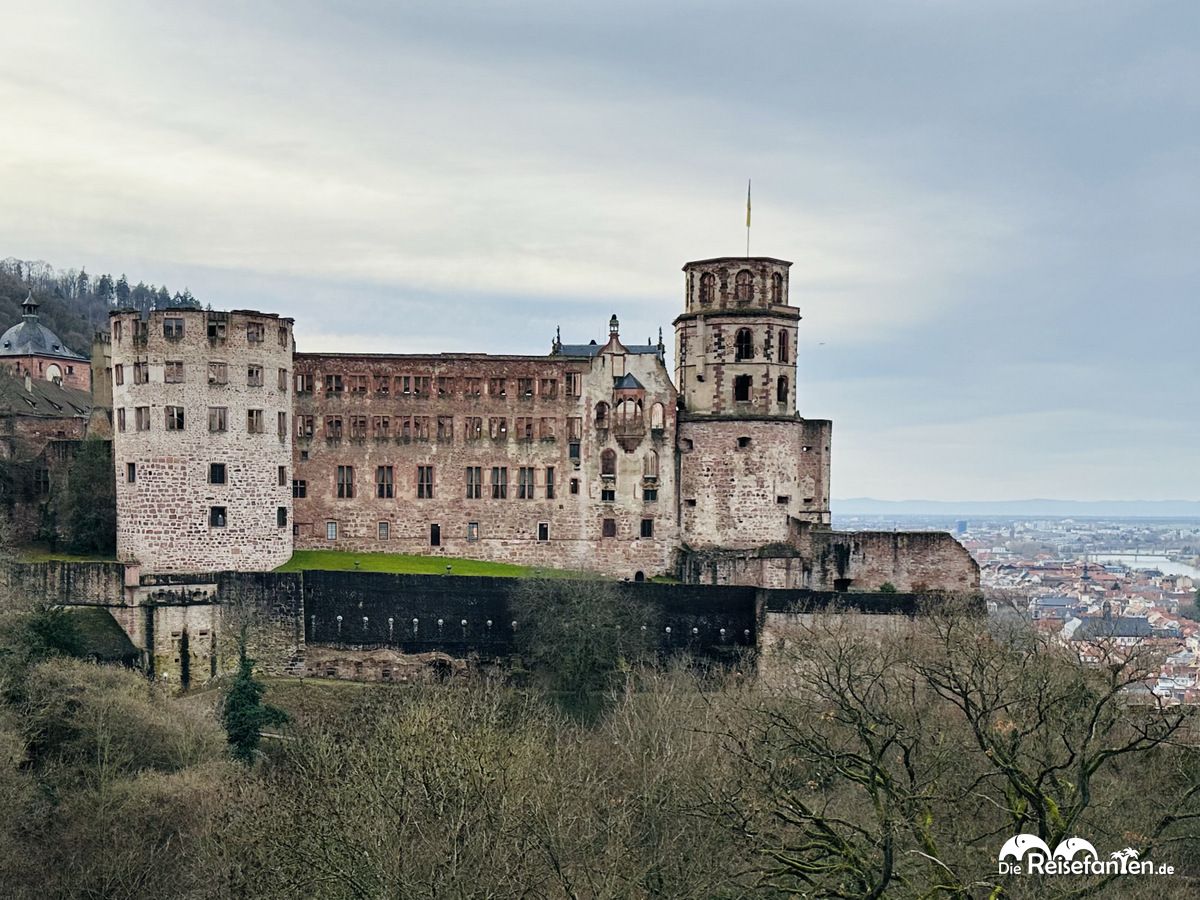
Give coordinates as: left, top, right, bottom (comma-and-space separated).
601, 448, 617, 476
46, 364, 62, 382
595, 401, 609, 426
699, 272, 715, 305
778, 329, 789, 363
777, 375, 789, 404
650, 401, 665, 430
644, 449, 659, 479
733, 374, 752, 402
735, 328, 754, 361
771, 272, 783, 303
734, 269, 753, 303
616, 398, 642, 424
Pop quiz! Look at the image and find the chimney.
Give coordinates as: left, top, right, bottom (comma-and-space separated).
24, 372, 33, 394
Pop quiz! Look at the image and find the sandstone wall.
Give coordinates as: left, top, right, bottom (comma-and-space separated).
111, 308, 294, 573
808, 530, 980, 593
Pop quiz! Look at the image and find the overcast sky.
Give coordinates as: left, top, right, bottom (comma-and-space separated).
2, 1, 1196, 501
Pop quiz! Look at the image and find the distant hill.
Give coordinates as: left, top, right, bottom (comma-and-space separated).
0, 257, 202, 357
834, 498, 1200, 518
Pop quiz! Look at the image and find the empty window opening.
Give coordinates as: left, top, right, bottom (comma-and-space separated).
771, 271, 784, 304
569, 478, 580, 495
734, 269, 753, 302
733, 375, 752, 402
277, 507, 288, 527
778, 329, 789, 363
735, 328, 754, 361
777, 495, 791, 504
537, 522, 549, 542
595, 401, 609, 426
685, 498, 697, 507
737, 436, 751, 449
126, 462, 136, 483
600, 448, 617, 477
777, 375, 789, 403
698, 271, 715, 305
209, 506, 227, 528
430, 523, 441, 547
209, 463, 227, 484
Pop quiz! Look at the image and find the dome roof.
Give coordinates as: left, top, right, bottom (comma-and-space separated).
0, 293, 87, 361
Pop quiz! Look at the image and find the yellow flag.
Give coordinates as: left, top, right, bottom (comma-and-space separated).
746, 179, 752, 228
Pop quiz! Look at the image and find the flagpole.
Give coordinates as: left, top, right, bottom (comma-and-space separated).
745, 178, 751, 257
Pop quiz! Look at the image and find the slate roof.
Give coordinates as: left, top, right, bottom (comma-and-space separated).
1071, 616, 1154, 641
613, 373, 645, 390
0, 294, 88, 361
558, 341, 664, 359
0, 371, 92, 418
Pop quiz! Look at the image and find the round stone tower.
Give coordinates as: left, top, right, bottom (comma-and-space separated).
110, 307, 295, 573
675, 256, 831, 551
675, 257, 797, 416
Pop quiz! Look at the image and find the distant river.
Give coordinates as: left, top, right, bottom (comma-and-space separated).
1088, 553, 1200, 579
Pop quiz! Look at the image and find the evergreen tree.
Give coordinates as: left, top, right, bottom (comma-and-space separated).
76, 267, 89, 297
115, 273, 130, 307
220, 632, 288, 764
96, 273, 114, 306
156, 285, 170, 308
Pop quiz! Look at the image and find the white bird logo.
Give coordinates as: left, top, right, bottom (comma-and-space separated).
1053, 838, 1098, 860
999, 834, 1052, 861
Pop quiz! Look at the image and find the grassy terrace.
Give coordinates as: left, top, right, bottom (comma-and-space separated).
274, 549, 579, 578
16, 547, 117, 563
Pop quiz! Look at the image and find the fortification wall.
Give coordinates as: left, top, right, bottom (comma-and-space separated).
808, 530, 979, 593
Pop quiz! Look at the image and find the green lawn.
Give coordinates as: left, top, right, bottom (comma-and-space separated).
275, 549, 581, 578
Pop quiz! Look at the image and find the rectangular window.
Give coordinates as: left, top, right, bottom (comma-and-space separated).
567, 417, 583, 440
466, 466, 482, 499
539, 378, 557, 398
601, 487, 615, 502
278, 465, 286, 487
437, 416, 454, 442
643, 488, 658, 502
278, 368, 288, 391
113, 320, 122, 342
208, 361, 228, 385
488, 377, 506, 398
336, 465, 354, 499
164, 361, 184, 383
464, 377, 482, 397
417, 465, 434, 499
292, 479, 307, 498
546, 467, 555, 499
277, 411, 287, 437
539, 417, 556, 441
570, 478, 579, 495
326, 521, 338, 541
565, 372, 582, 397
325, 416, 343, 439
132, 362, 148, 384
374, 375, 390, 395
209, 463, 227, 484
247, 364, 263, 387
277, 507, 288, 527
640, 518, 654, 538
489, 417, 507, 440
398, 416, 412, 441
378, 521, 390, 541
537, 522, 549, 542
370, 415, 389, 438
278, 325, 289, 347
247, 409, 264, 433
246, 322, 265, 343
466, 522, 479, 542
376, 466, 394, 499
602, 518, 616, 538
465, 417, 482, 440
135, 406, 150, 431
297, 415, 314, 438
517, 377, 534, 397
349, 415, 368, 439
437, 376, 455, 396
324, 373, 343, 393
515, 417, 534, 441
295, 372, 314, 393
397, 375, 411, 395
413, 416, 431, 441
517, 466, 535, 499
429, 523, 440, 546
208, 407, 227, 432
569, 441, 581, 462
348, 374, 368, 394
163, 317, 184, 339
209, 506, 227, 528
207, 318, 226, 340
126, 462, 136, 482
114, 364, 124, 386
413, 376, 430, 396
491, 466, 508, 499
117, 408, 126, 432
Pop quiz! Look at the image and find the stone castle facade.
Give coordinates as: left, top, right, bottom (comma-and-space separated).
106, 254, 979, 592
